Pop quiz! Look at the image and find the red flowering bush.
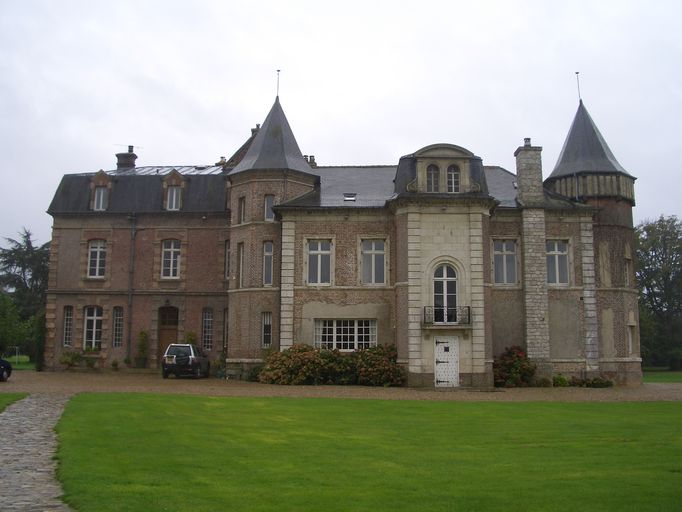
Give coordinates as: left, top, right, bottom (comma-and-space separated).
258, 344, 405, 386
493, 346, 536, 387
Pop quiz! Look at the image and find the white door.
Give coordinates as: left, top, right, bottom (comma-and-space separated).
434, 337, 459, 388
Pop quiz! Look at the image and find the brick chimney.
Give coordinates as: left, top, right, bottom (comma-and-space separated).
116, 145, 137, 170
514, 137, 544, 205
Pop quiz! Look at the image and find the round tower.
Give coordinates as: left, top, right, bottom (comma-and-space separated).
545, 100, 641, 385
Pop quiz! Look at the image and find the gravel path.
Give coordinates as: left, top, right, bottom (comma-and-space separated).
4, 369, 682, 401
1, 370, 680, 511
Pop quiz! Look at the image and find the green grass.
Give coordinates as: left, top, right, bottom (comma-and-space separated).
56, 395, 682, 512
643, 370, 682, 383
1, 354, 35, 370
0, 393, 28, 412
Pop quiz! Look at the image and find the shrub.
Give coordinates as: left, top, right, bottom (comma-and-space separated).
59, 351, 83, 368
553, 374, 569, 387
535, 377, 552, 387
568, 376, 614, 388
258, 344, 404, 387
493, 346, 536, 388
246, 364, 263, 382
352, 345, 405, 387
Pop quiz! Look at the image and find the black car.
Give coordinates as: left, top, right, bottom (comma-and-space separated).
161, 344, 210, 378
0, 358, 12, 382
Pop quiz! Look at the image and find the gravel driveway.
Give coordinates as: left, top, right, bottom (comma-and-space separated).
4, 370, 682, 401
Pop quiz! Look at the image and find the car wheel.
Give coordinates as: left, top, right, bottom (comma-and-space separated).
195, 366, 202, 379
0, 369, 7, 382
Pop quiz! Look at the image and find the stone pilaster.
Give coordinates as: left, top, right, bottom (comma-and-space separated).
407, 210, 423, 374
522, 208, 551, 376
469, 212, 486, 373
580, 216, 599, 371
279, 220, 295, 349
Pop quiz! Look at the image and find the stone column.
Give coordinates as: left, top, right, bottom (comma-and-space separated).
580, 216, 599, 372
406, 209, 424, 381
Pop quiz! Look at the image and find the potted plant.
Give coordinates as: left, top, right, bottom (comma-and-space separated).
135, 330, 149, 368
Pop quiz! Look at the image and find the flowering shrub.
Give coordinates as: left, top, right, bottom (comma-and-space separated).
258, 344, 405, 386
568, 376, 614, 388
493, 346, 536, 387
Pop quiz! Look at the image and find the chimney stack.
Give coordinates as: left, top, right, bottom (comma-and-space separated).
116, 145, 137, 170
514, 137, 544, 205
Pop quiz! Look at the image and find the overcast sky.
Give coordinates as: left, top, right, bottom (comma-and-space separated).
1, 0, 680, 245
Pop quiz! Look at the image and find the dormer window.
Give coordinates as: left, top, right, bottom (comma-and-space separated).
427, 165, 440, 192
167, 186, 181, 211
343, 193, 357, 202
94, 186, 108, 211
447, 165, 460, 193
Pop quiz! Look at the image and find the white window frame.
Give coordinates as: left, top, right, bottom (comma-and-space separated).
360, 239, 386, 285
314, 319, 377, 351
112, 307, 124, 348
202, 308, 213, 350
224, 240, 230, 280
493, 239, 518, 285
63, 306, 73, 347
546, 239, 570, 285
167, 186, 181, 211
161, 239, 181, 279
306, 239, 333, 285
433, 264, 457, 324
263, 241, 273, 286
264, 195, 275, 221
447, 165, 460, 193
88, 239, 107, 278
261, 312, 272, 348
237, 197, 246, 224
94, 186, 108, 211
237, 242, 244, 288
426, 164, 440, 192
83, 306, 103, 350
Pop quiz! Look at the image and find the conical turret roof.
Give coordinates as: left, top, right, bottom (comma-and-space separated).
548, 100, 632, 179
230, 97, 312, 174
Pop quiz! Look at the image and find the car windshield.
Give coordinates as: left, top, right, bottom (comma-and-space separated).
166, 346, 191, 357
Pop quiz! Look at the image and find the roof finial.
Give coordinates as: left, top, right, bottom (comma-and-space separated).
276, 69, 281, 97
575, 71, 582, 102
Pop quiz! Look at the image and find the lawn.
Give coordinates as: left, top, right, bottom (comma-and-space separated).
1, 354, 35, 371
56, 395, 682, 512
643, 370, 682, 383
0, 393, 27, 412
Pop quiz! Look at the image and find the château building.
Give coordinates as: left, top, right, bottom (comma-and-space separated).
45, 97, 641, 386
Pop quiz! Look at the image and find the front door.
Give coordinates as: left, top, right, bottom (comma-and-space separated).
434, 337, 459, 388
158, 306, 179, 363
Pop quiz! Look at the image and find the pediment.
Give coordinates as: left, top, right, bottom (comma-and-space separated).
414, 144, 475, 159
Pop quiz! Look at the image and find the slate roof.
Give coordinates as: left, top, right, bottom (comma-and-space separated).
484, 166, 517, 207
277, 166, 397, 209
230, 97, 312, 175
48, 171, 227, 214
548, 100, 632, 179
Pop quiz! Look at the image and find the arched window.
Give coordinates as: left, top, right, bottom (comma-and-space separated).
447, 165, 460, 193
426, 164, 440, 192
433, 264, 457, 323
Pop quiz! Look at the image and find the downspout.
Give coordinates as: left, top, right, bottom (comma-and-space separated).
126, 212, 137, 361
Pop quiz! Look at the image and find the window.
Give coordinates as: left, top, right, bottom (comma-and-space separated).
447, 165, 460, 193
237, 197, 246, 224
161, 239, 181, 279
263, 241, 273, 286
434, 264, 457, 323
261, 312, 272, 348
264, 195, 275, 221
314, 319, 377, 351
83, 306, 103, 350
88, 239, 107, 278
361, 239, 385, 284
167, 186, 181, 211
546, 240, 569, 285
202, 308, 213, 350
307, 240, 331, 284
224, 240, 230, 280
493, 240, 517, 284
63, 306, 73, 347
237, 242, 244, 288
112, 307, 124, 348
94, 186, 108, 211
426, 164, 440, 192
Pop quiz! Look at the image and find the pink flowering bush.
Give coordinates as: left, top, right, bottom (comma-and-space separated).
493, 346, 536, 387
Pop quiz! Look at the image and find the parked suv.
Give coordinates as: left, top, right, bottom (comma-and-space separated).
0, 358, 12, 382
162, 344, 210, 379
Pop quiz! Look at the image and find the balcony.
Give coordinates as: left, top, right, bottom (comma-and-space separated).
423, 306, 471, 326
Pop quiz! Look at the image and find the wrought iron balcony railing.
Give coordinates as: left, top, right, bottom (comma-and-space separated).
423, 306, 471, 325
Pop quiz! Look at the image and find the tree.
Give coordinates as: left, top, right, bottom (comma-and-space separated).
0, 228, 50, 320
0, 293, 29, 357
635, 215, 682, 367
